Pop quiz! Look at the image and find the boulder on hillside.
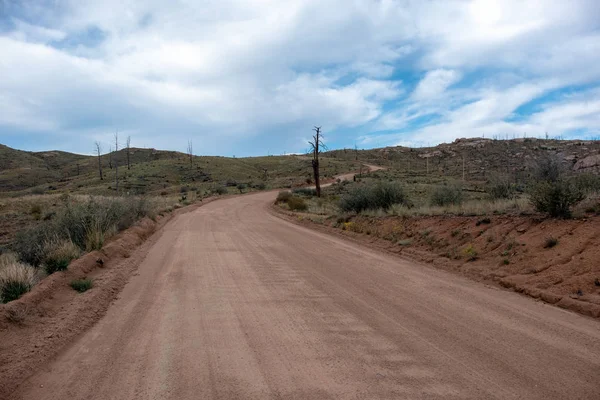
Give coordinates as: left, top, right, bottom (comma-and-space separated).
573, 154, 600, 171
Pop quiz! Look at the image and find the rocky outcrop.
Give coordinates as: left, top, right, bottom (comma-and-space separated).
573, 154, 600, 171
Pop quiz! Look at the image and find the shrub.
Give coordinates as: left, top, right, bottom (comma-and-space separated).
70, 278, 93, 293
5, 304, 29, 323
574, 173, 600, 194
30, 204, 42, 220
529, 180, 584, 218
31, 187, 45, 195
488, 180, 516, 200
292, 187, 317, 197
213, 186, 227, 195
255, 182, 266, 190
0, 259, 40, 303
237, 183, 247, 193
535, 155, 563, 183
430, 185, 463, 207
339, 182, 406, 213
13, 226, 51, 267
44, 239, 80, 274
287, 196, 307, 211
13, 197, 157, 265
276, 191, 292, 203
462, 244, 478, 261
543, 237, 559, 249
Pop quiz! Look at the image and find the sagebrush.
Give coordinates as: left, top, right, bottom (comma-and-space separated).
339, 182, 406, 213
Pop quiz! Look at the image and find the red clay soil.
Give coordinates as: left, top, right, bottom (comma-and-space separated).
0, 199, 216, 398
275, 208, 600, 319
6, 191, 600, 399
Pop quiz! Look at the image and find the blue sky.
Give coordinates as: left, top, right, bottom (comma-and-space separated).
1, 0, 600, 156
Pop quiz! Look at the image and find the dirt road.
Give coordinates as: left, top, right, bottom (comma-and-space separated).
13, 192, 600, 399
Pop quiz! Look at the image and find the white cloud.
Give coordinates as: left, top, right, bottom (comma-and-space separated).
9, 18, 66, 43
412, 69, 461, 100
1, 0, 599, 154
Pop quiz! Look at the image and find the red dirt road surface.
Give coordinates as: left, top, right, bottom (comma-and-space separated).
12, 191, 600, 399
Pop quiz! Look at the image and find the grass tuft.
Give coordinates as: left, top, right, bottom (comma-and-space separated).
70, 278, 93, 293
44, 239, 80, 274
0, 254, 41, 303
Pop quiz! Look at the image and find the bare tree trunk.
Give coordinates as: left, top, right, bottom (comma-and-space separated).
187, 140, 193, 169
109, 146, 113, 169
114, 131, 119, 192
126, 135, 131, 170
309, 126, 324, 198
95, 141, 103, 180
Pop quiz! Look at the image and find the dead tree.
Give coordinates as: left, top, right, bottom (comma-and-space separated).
187, 140, 193, 169
95, 141, 103, 180
354, 143, 359, 161
309, 126, 325, 197
114, 131, 119, 192
126, 135, 131, 170
108, 146, 113, 169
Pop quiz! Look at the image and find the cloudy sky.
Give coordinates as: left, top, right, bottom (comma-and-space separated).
1, 0, 600, 156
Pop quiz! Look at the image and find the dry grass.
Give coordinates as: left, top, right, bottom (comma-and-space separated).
0, 253, 42, 303
385, 197, 533, 217
44, 239, 81, 274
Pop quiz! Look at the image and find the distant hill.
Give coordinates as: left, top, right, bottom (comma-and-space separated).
325, 138, 600, 182
0, 145, 356, 196
1, 138, 599, 196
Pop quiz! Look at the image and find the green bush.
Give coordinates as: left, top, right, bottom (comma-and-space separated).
574, 173, 600, 194
30, 204, 42, 220
339, 182, 406, 213
13, 197, 156, 265
213, 186, 227, 195
276, 191, 292, 203
535, 155, 563, 183
430, 185, 463, 207
292, 187, 317, 197
70, 278, 93, 293
529, 180, 584, 218
488, 180, 516, 199
13, 225, 51, 267
237, 183, 247, 193
287, 196, 308, 211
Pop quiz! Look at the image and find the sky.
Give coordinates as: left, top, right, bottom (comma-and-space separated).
1, 0, 600, 156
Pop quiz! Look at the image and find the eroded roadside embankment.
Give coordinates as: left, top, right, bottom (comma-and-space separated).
0, 199, 215, 398
273, 206, 600, 319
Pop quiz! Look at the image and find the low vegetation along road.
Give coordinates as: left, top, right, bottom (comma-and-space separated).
14, 191, 600, 399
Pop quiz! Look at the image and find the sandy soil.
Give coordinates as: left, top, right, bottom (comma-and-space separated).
284, 211, 600, 318
5, 191, 600, 399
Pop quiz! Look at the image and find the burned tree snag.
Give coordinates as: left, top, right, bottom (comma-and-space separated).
309, 126, 325, 198
95, 141, 103, 180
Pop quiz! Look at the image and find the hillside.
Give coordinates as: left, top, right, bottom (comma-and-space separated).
2, 138, 600, 197
0, 145, 357, 196
325, 138, 600, 183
